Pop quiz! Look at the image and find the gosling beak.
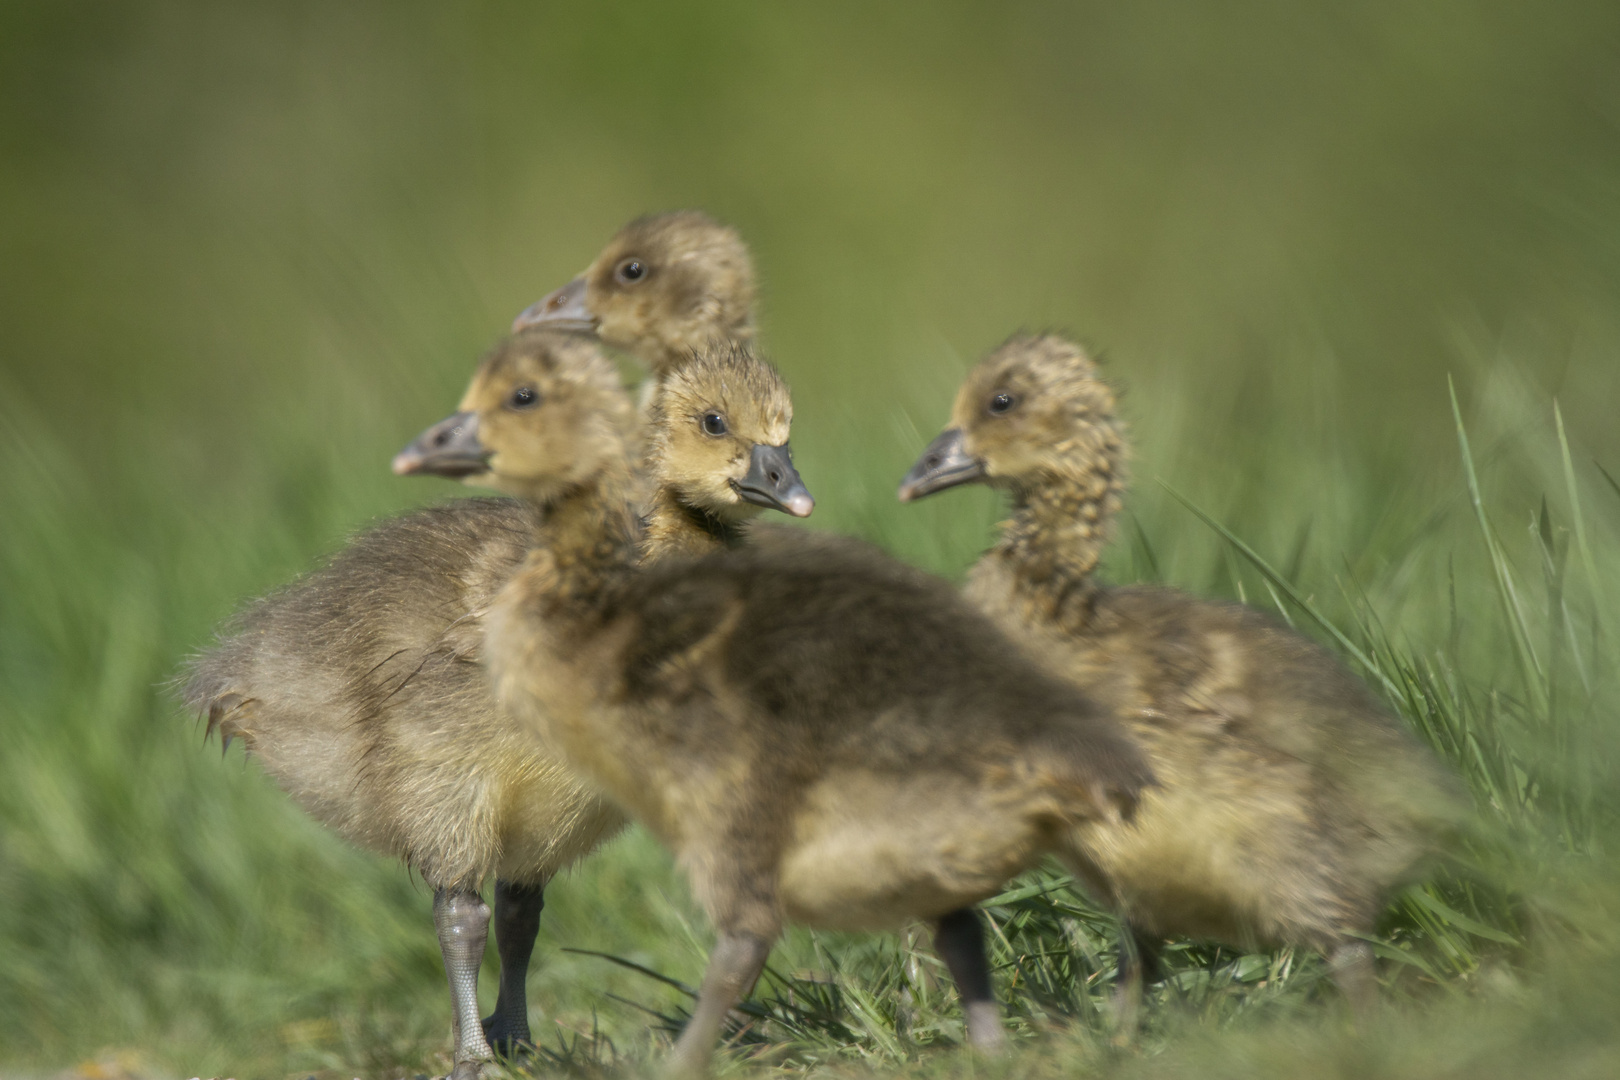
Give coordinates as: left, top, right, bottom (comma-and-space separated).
733, 443, 815, 518
512, 277, 597, 334
392, 411, 489, 478
896, 428, 986, 502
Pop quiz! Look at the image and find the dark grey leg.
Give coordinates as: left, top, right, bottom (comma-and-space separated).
933, 908, 1007, 1052
481, 878, 546, 1055
1330, 938, 1377, 1017
433, 887, 494, 1080
664, 932, 773, 1079
1111, 922, 1161, 1043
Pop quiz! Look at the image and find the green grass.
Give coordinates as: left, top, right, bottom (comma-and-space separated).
5, 1, 1620, 1077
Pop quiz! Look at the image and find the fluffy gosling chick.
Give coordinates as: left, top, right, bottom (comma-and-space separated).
184, 333, 812, 1079
513, 210, 755, 381
182, 332, 633, 1079
407, 356, 1156, 1077
899, 333, 1465, 1022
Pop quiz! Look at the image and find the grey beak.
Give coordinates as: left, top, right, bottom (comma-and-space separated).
896, 428, 986, 502
733, 443, 815, 518
511, 277, 597, 334
392, 411, 488, 478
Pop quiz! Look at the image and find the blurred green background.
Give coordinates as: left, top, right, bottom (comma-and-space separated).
4, 1, 1620, 1076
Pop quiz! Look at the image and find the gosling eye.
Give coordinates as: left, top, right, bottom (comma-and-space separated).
508, 386, 540, 410
700, 412, 728, 437
614, 258, 647, 284
987, 392, 1018, 416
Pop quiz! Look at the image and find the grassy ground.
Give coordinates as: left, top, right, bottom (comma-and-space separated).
4, 2, 1620, 1077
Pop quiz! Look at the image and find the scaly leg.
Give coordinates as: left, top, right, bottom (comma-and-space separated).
481, 878, 546, 1055
664, 932, 773, 1079
933, 908, 1007, 1052
1330, 938, 1377, 1018
1111, 922, 1161, 1044
433, 888, 494, 1080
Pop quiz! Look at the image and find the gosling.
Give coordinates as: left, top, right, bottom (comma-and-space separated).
181, 331, 810, 1078
512, 210, 755, 384
404, 350, 1157, 1077
898, 333, 1464, 1021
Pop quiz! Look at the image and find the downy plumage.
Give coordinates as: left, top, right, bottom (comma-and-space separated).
182, 330, 810, 1078
405, 349, 1156, 1077
899, 333, 1465, 1025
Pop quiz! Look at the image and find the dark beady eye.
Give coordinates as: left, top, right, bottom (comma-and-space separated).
508, 386, 540, 410
614, 258, 646, 284
701, 412, 728, 436
987, 392, 1017, 416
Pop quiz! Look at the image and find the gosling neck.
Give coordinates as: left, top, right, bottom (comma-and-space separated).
986, 461, 1124, 634
640, 487, 747, 563
525, 465, 641, 613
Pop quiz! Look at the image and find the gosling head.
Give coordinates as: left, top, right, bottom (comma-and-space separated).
650, 343, 814, 521
393, 329, 634, 505
512, 211, 756, 376
897, 333, 1125, 504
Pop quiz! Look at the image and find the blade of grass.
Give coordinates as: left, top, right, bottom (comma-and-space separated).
1345, 933, 1450, 987
1598, 460, 1620, 503
1556, 401, 1605, 612
1261, 577, 1298, 628
984, 880, 1067, 906
561, 948, 697, 997
1405, 886, 1519, 946
1449, 377, 1546, 708
1127, 511, 1163, 582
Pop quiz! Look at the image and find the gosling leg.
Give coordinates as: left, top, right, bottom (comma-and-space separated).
482, 878, 546, 1055
664, 931, 773, 1079
433, 887, 495, 1080
1330, 938, 1377, 1017
933, 907, 1007, 1052
1111, 922, 1161, 1043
